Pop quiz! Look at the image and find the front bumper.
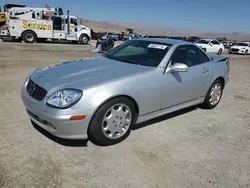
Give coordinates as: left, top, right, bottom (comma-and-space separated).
21, 84, 91, 140
229, 49, 246, 54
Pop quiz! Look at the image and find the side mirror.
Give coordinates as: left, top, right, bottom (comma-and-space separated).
169, 63, 188, 73
209, 43, 213, 46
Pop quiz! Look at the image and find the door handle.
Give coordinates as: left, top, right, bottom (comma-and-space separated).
201, 68, 209, 73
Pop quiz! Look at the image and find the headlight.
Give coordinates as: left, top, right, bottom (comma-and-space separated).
46, 89, 82, 109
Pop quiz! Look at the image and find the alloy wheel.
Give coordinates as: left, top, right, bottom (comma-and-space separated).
209, 83, 222, 106
102, 103, 132, 139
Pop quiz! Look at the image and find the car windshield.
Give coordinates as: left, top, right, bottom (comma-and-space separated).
103, 40, 171, 67
197, 40, 210, 44
234, 43, 249, 47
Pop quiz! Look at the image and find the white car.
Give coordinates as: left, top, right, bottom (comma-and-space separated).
195, 39, 225, 55
229, 42, 250, 55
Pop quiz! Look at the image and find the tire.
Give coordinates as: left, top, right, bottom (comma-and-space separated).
22, 31, 37, 43
201, 79, 223, 109
245, 50, 248, 55
88, 97, 136, 146
79, 34, 89, 45
217, 48, 223, 55
202, 48, 206, 52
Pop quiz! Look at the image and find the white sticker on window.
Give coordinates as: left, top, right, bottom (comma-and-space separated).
148, 44, 168, 50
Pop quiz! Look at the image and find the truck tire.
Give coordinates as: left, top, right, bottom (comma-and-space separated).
79, 34, 89, 45
22, 31, 37, 43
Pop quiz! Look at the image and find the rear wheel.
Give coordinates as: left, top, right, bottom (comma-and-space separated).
22, 31, 37, 43
201, 79, 223, 109
217, 48, 223, 55
88, 97, 135, 146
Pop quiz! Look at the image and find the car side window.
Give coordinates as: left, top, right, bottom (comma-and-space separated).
211, 40, 220, 45
170, 45, 210, 67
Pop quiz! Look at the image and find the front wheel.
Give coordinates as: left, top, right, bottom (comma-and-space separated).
88, 97, 136, 146
245, 50, 248, 55
79, 34, 89, 44
201, 79, 223, 109
217, 48, 223, 55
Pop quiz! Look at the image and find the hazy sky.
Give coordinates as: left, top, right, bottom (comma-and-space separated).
2, 0, 250, 33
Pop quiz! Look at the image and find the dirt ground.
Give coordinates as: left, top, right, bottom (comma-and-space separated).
0, 40, 249, 188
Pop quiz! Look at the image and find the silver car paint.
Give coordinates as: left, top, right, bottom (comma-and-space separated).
21, 39, 229, 139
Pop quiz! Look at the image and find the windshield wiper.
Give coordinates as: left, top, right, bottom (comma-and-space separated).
102, 53, 112, 59
103, 54, 139, 65
115, 58, 138, 65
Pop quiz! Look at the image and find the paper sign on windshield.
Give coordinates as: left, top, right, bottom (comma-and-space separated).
148, 44, 168, 50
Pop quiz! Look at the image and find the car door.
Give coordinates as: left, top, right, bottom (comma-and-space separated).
210, 40, 221, 53
161, 45, 211, 109
203, 40, 212, 53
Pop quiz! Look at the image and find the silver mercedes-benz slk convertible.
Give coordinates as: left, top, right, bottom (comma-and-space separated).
21, 38, 230, 145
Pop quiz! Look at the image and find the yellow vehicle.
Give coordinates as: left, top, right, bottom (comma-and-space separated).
122, 28, 133, 35
0, 3, 25, 27
0, 6, 5, 27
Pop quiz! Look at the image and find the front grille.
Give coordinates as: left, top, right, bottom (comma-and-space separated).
231, 48, 239, 52
26, 79, 47, 101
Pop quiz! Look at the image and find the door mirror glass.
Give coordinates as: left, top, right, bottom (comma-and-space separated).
169, 63, 188, 73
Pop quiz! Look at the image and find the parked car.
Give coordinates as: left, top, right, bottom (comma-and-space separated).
168, 36, 187, 41
104, 32, 119, 41
21, 38, 230, 145
223, 41, 230, 49
187, 36, 200, 43
117, 34, 124, 41
229, 42, 250, 55
128, 34, 141, 40
91, 31, 104, 40
195, 39, 225, 55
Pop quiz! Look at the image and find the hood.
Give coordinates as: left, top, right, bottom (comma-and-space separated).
30, 56, 152, 91
195, 43, 209, 47
230, 45, 247, 49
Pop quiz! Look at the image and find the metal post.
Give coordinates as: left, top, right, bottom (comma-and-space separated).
67, 10, 70, 34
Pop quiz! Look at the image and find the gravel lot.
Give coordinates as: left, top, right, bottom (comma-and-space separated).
0, 40, 249, 188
